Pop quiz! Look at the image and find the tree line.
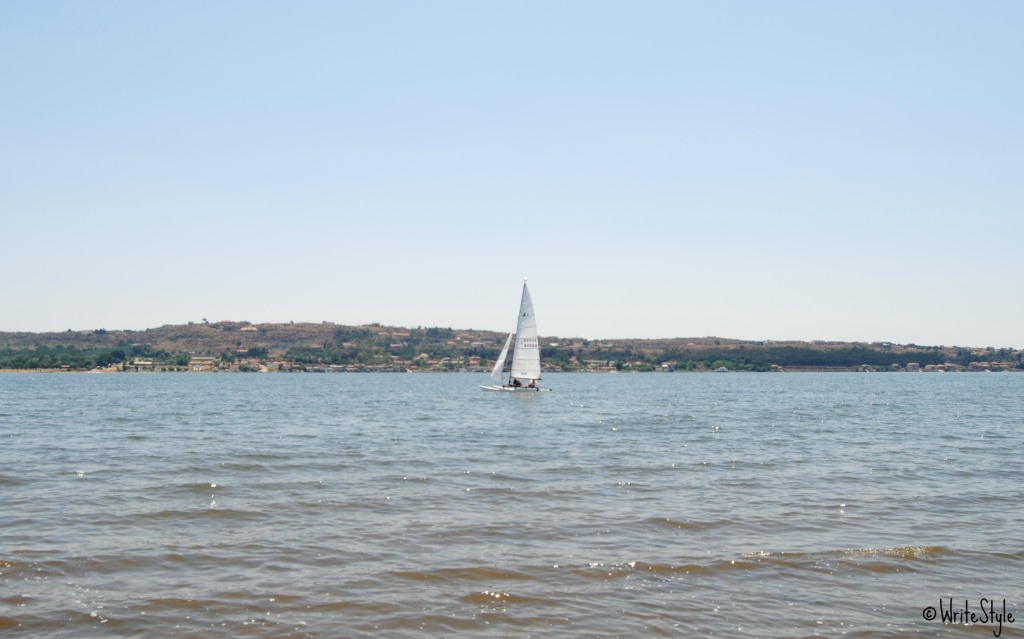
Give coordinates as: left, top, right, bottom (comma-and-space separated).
2, 336, 1020, 371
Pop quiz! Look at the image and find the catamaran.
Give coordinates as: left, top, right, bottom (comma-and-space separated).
480, 279, 551, 392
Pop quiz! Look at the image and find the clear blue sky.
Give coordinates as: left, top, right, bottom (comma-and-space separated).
2, 1, 1021, 347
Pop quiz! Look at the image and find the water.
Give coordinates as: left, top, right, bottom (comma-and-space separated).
1, 372, 1022, 637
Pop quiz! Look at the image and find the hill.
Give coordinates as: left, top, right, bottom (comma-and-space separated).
0, 322, 1020, 372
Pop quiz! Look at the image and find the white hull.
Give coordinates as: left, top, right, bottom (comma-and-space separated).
480, 384, 551, 393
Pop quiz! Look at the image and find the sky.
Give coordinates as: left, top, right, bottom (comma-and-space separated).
2, 1, 1021, 347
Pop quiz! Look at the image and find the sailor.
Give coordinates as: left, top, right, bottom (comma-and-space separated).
527, 380, 536, 388
512, 378, 522, 387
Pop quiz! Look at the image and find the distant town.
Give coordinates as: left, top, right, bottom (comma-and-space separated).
1, 320, 1021, 373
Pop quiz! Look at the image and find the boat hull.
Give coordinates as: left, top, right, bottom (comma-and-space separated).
480, 384, 551, 392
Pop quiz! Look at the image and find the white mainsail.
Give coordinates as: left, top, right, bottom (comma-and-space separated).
489, 332, 513, 382
509, 280, 541, 381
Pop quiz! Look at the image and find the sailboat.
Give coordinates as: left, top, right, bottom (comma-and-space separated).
480, 279, 551, 392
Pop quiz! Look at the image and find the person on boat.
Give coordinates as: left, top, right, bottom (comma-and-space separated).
511, 378, 522, 387
527, 380, 536, 388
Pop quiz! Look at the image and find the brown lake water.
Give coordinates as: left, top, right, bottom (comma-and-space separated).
1, 372, 1022, 637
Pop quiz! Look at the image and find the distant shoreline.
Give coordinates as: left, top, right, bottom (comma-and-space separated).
3, 368, 1020, 375
2, 321, 1020, 373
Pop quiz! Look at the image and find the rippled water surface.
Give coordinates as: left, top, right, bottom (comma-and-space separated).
1, 372, 1022, 637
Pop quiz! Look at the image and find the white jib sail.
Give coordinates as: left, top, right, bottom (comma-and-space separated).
490, 332, 513, 382
509, 281, 541, 381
